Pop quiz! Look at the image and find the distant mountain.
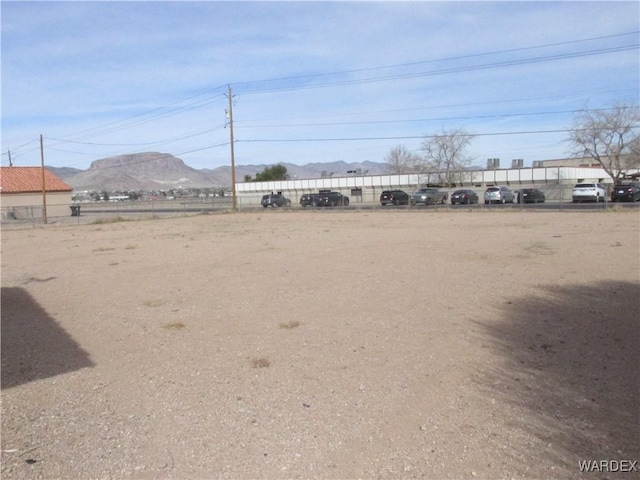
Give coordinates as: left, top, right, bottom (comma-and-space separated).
57, 152, 220, 191
47, 166, 83, 180
50, 153, 389, 191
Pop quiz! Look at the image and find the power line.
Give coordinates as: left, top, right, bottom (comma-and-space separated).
54, 87, 228, 143
237, 44, 638, 95
45, 126, 226, 147
3, 31, 637, 166
235, 107, 634, 129
237, 127, 613, 144
237, 87, 638, 124
232, 31, 639, 90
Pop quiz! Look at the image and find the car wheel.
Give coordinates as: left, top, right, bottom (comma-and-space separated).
272, 203, 279, 208
286, 201, 291, 207
501, 197, 506, 204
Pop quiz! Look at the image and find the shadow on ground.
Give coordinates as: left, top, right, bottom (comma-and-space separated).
1, 287, 95, 389
475, 280, 639, 468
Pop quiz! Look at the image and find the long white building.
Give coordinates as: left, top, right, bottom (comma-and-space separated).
236, 164, 636, 206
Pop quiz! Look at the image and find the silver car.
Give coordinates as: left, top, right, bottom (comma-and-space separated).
484, 186, 515, 204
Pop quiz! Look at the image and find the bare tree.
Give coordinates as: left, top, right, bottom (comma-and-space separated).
384, 145, 421, 174
568, 103, 640, 182
420, 128, 475, 186
629, 135, 640, 164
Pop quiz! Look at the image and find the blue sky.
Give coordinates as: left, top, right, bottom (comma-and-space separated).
2, 1, 639, 171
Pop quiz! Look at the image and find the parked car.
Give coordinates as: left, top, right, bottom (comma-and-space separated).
315, 190, 349, 207
409, 188, 448, 205
572, 183, 606, 203
450, 189, 479, 205
484, 186, 515, 204
261, 193, 291, 208
380, 190, 409, 205
300, 193, 320, 207
519, 188, 545, 204
611, 183, 640, 202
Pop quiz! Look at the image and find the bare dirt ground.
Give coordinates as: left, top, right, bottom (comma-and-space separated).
1, 209, 638, 480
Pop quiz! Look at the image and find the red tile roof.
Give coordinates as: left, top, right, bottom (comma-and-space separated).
0, 167, 73, 194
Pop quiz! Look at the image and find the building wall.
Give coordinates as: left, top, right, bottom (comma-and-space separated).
235, 166, 621, 206
0, 192, 73, 219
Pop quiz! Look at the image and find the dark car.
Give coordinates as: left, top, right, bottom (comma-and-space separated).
300, 190, 349, 207
450, 189, 479, 205
380, 190, 409, 205
519, 188, 545, 204
300, 193, 319, 207
315, 190, 349, 207
261, 193, 291, 208
611, 183, 640, 202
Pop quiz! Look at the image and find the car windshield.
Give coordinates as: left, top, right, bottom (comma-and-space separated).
575, 184, 595, 188
486, 187, 499, 192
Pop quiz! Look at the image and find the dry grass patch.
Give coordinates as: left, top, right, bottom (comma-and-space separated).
524, 241, 555, 256
163, 322, 185, 330
93, 246, 116, 252
251, 357, 271, 368
92, 216, 131, 225
144, 299, 167, 307
279, 320, 302, 329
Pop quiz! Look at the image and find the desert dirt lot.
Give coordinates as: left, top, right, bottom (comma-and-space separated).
1, 209, 638, 479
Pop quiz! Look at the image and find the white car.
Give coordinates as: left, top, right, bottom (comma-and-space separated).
572, 183, 606, 203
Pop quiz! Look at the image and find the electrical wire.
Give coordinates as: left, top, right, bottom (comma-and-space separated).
232, 31, 639, 89
237, 44, 638, 95
3, 31, 637, 167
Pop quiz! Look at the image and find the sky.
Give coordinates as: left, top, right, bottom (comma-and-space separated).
1, 1, 639, 171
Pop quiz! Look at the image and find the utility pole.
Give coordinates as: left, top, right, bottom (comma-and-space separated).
40, 134, 48, 224
227, 85, 237, 211
7, 149, 12, 167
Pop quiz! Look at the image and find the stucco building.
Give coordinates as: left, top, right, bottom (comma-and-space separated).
1, 167, 73, 220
